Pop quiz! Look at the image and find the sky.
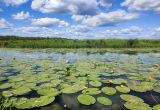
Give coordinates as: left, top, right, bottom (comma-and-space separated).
0, 0, 160, 39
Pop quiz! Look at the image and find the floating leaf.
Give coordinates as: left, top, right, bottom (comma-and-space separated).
97, 97, 112, 106
89, 81, 102, 87
2, 90, 13, 98
11, 86, 32, 96
15, 96, 55, 109
82, 88, 101, 95
101, 87, 116, 95
124, 102, 152, 110
77, 94, 96, 105
0, 83, 13, 89
153, 104, 160, 110
37, 88, 61, 96
120, 94, 144, 103
62, 85, 83, 94
115, 85, 130, 93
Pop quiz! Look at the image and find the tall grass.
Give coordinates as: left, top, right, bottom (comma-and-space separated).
0, 36, 160, 48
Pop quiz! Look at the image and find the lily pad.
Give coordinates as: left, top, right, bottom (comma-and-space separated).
2, 90, 14, 98
89, 81, 102, 87
77, 94, 96, 105
129, 81, 154, 92
115, 85, 130, 93
120, 94, 144, 103
82, 88, 101, 95
97, 97, 112, 106
37, 88, 61, 96
101, 87, 116, 95
0, 83, 13, 89
15, 96, 55, 109
124, 102, 152, 110
153, 104, 160, 110
62, 85, 83, 94
12, 86, 32, 96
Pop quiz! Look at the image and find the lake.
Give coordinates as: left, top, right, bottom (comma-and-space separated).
0, 49, 160, 110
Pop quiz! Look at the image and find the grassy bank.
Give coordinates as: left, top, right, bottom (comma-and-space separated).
0, 36, 160, 48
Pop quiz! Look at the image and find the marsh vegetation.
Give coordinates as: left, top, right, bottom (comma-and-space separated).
0, 36, 160, 48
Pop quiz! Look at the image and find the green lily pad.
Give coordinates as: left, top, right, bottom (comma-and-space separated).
82, 88, 101, 95
77, 94, 96, 105
15, 96, 55, 109
153, 87, 160, 93
0, 83, 13, 89
2, 90, 14, 98
62, 85, 83, 94
112, 78, 127, 84
124, 102, 152, 110
115, 85, 130, 93
120, 94, 144, 103
12, 86, 32, 96
37, 88, 61, 96
97, 97, 112, 106
153, 104, 160, 110
89, 81, 102, 87
129, 81, 154, 92
101, 87, 116, 95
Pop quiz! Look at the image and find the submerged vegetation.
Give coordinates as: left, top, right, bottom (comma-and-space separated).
0, 49, 160, 110
0, 36, 160, 48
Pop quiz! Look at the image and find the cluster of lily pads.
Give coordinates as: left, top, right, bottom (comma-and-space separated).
0, 52, 160, 110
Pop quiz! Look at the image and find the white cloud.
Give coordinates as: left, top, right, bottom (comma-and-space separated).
14, 26, 40, 33
103, 26, 142, 38
71, 15, 88, 22
67, 25, 92, 33
155, 27, 160, 32
0, 0, 29, 6
32, 17, 69, 27
121, 0, 160, 13
120, 26, 141, 34
59, 21, 69, 27
82, 9, 139, 27
31, 0, 99, 15
152, 27, 160, 39
0, 18, 12, 29
12, 11, 31, 20
99, 0, 113, 8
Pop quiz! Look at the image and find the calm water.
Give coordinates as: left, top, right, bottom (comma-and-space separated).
0, 49, 160, 110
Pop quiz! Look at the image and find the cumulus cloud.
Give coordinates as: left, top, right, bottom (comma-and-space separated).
99, 0, 113, 8
71, 15, 88, 22
14, 26, 40, 33
82, 9, 139, 27
0, 0, 29, 6
155, 27, 160, 32
32, 17, 69, 27
0, 18, 12, 29
31, 0, 99, 15
67, 25, 92, 33
103, 26, 142, 38
121, 0, 160, 13
12, 11, 31, 20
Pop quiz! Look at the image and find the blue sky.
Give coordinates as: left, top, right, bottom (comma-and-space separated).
0, 0, 160, 39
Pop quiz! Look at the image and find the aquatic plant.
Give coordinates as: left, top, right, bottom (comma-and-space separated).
115, 85, 130, 93
120, 94, 144, 103
82, 88, 101, 95
77, 94, 96, 105
97, 97, 112, 106
101, 87, 116, 95
153, 104, 160, 110
89, 81, 102, 87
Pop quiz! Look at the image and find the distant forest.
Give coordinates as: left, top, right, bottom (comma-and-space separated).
0, 36, 160, 48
